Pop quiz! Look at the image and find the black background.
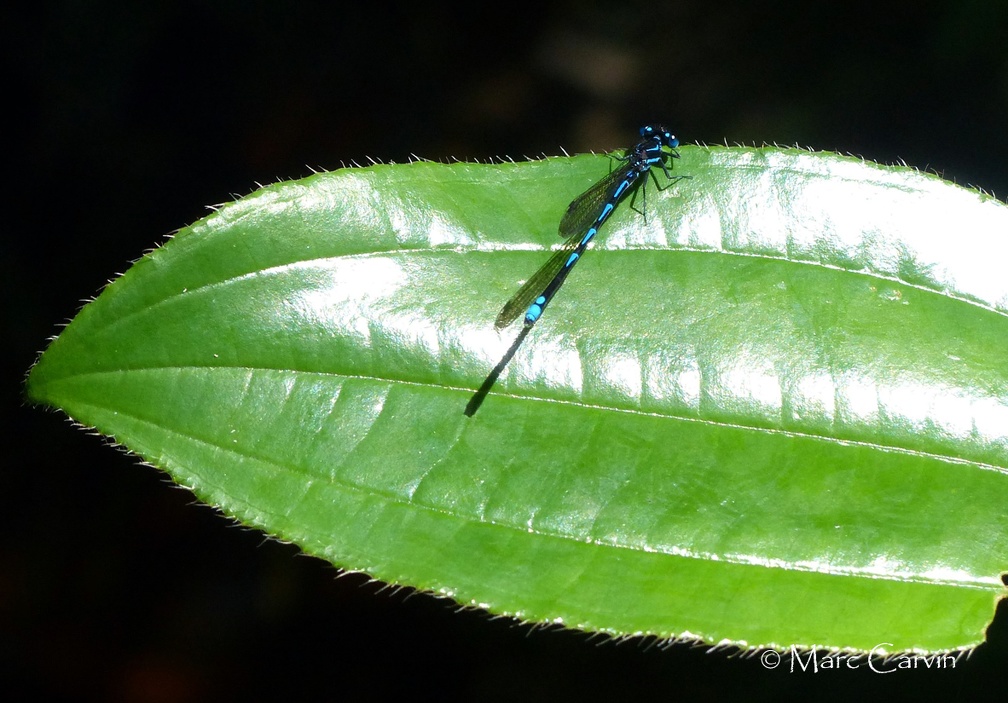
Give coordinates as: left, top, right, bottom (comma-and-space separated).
5, 1, 1008, 700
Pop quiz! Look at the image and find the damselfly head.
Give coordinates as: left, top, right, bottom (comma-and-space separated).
640, 124, 678, 149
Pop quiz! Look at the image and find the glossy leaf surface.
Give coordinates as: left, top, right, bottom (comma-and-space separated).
27, 146, 1008, 653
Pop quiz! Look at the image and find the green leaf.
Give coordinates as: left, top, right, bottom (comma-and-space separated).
26, 146, 1008, 654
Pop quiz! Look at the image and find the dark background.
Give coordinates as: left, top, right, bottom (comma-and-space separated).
5, 1, 1008, 700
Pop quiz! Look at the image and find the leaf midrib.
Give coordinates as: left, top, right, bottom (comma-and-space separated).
37, 363, 1006, 474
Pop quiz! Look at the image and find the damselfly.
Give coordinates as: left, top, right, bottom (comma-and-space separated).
465, 125, 683, 416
